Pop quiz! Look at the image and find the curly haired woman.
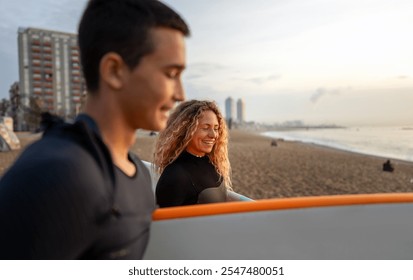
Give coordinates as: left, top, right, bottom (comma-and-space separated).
153, 100, 232, 207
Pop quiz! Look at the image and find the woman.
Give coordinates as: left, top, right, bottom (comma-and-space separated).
154, 100, 232, 207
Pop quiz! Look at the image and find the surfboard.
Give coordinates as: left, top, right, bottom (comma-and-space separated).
142, 161, 413, 259
144, 193, 413, 259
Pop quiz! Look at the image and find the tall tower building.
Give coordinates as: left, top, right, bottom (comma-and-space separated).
237, 98, 245, 123
225, 97, 235, 122
18, 27, 85, 123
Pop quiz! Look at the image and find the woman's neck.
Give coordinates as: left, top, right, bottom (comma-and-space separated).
185, 149, 205, 158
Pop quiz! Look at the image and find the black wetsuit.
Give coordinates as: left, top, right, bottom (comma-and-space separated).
156, 151, 223, 207
0, 114, 155, 259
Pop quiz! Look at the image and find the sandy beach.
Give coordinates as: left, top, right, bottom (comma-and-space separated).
1, 130, 412, 200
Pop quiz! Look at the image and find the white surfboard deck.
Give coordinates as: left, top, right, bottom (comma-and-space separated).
142, 161, 413, 259
145, 194, 413, 259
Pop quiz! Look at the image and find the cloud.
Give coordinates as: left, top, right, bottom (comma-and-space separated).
310, 88, 327, 103
184, 81, 221, 100
185, 62, 227, 80
246, 74, 281, 85
184, 62, 228, 82
184, 74, 203, 80
310, 87, 348, 103
397, 75, 409, 79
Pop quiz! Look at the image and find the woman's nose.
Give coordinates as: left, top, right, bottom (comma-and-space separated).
208, 129, 217, 138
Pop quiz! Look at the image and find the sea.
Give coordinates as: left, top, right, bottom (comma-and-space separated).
262, 126, 413, 163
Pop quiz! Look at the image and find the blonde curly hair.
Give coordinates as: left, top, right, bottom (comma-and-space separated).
153, 100, 232, 189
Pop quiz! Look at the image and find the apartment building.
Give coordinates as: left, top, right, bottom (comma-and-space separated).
17, 27, 85, 127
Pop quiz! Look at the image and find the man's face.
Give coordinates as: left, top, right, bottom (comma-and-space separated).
120, 27, 186, 131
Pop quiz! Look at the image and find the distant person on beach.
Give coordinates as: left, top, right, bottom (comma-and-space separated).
154, 100, 232, 207
383, 159, 394, 172
0, 0, 189, 259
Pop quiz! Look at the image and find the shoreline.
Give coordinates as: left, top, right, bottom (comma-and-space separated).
260, 130, 413, 166
1, 129, 412, 200
260, 128, 413, 164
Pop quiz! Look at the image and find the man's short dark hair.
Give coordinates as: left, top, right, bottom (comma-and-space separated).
78, 0, 190, 92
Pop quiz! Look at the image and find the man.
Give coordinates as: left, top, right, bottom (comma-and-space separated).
0, 0, 189, 259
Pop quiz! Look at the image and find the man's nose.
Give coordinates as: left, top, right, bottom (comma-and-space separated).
174, 80, 185, 102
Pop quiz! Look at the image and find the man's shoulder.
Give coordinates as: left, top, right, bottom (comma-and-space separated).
15, 132, 96, 169
0, 121, 111, 190
0, 131, 112, 216
1, 138, 104, 186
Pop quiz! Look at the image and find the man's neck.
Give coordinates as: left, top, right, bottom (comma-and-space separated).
84, 96, 137, 176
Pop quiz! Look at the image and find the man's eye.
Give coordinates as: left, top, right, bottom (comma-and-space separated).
167, 70, 179, 78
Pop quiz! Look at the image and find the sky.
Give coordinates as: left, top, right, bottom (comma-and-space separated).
0, 0, 412, 126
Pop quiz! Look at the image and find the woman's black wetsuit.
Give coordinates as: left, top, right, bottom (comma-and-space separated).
156, 151, 223, 207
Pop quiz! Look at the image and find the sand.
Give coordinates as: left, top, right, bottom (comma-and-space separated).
1, 130, 412, 200
224, 130, 413, 199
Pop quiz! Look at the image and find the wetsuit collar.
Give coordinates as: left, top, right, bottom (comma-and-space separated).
75, 113, 101, 137
183, 150, 207, 159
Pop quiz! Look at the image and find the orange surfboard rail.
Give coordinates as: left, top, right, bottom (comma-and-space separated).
153, 192, 413, 221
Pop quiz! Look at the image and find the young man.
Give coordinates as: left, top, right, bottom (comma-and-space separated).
0, 0, 189, 259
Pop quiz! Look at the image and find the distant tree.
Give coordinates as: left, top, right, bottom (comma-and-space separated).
8, 81, 26, 131
24, 96, 43, 131
0, 98, 10, 116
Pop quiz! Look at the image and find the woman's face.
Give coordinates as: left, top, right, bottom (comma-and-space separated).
186, 110, 219, 157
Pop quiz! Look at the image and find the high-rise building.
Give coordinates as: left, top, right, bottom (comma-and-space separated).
237, 98, 245, 123
225, 97, 235, 122
18, 27, 85, 123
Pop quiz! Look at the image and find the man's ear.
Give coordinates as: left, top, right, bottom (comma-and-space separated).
99, 52, 127, 90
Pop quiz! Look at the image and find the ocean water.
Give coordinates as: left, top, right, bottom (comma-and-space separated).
263, 126, 413, 163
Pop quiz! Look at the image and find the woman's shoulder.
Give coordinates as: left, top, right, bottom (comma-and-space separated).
162, 159, 185, 175
157, 160, 189, 184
